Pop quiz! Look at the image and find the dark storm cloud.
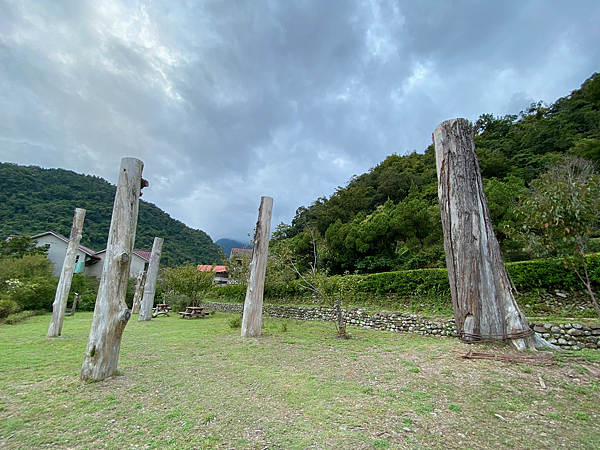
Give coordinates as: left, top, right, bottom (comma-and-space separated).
1, 0, 599, 242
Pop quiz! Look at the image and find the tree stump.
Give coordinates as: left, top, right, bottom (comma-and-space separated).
241, 196, 273, 338
433, 119, 539, 351
47, 208, 86, 337
139, 237, 164, 322
81, 158, 145, 380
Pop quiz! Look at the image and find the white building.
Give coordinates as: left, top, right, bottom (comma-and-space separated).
32, 231, 151, 279
32, 231, 101, 277
89, 248, 151, 278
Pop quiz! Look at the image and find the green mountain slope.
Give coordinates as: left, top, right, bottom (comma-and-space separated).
277, 72, 600, 274
0, 164, 223, 266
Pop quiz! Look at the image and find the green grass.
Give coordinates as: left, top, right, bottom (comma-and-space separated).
0, 312, 599, 449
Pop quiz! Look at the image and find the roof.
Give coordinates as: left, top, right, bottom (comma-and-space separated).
230, 247, 253, 257
32, 230, 100, 259
95, 248, 151, 262
132, 249, 152, 261
197, 264, 228, 273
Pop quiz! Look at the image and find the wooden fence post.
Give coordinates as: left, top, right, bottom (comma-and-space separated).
433, 119, 542, 351
80, 158, 145, 380
47, 208, 86, 337
131, 270, 146, 314
241, 196, 273, 338
139, 237, 164, 322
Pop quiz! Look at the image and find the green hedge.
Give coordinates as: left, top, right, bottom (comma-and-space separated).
214, 254, 600, 303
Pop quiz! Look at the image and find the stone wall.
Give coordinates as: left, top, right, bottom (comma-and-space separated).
202, 301, 599, 350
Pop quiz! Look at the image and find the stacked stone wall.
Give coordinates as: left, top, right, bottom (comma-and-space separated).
202, 301, 599, 350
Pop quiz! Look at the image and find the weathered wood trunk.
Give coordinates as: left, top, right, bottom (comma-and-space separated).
241, 196, 273, 338
47, 208, 86, 337
139, 237, 164, 322
433, 119, 534, 351
81, 158, 145, 380
131, 270, 146, 314
67, 293, 80, 317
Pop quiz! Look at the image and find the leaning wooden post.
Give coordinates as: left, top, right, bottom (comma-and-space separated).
67, 293, 80, 317
131, 270, 146, 314
81, 158, 146, 381
139, 237, 164, 322
433, 119, 545, 351
241, 196, 273, 338
47, 208, 86, 337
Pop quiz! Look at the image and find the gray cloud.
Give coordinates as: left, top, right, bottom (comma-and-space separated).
1, 0, 599, 242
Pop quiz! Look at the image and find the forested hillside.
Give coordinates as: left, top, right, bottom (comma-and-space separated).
0, 164, 223, 266
273, 72, 600, 274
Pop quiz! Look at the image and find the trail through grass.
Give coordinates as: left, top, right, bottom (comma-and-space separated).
1, 312, 599, 449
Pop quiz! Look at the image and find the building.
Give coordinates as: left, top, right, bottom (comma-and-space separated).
32, 231, 151, 279
89, 248, 151, 279
197, 264, 229, 286
32, 231, 101, 277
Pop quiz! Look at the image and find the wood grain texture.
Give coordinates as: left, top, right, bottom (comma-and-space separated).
241, 196, 273, 338
433, 119, 532, 351
139, 237, 164, 322
81, 158, 143, 380
47, 208, 86, 337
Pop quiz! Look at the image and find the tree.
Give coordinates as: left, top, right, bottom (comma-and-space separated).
0, 236, 48, 260
162, 263, 215, 305
508, 156, 600, 316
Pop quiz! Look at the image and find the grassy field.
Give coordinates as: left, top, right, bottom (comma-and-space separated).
1, 312, 599, 450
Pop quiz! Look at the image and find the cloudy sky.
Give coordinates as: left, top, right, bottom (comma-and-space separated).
1, 1, 599, 243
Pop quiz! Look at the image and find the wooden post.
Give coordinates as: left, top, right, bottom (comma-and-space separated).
433, 119, 538, 351
139, 237, 164, 322
131, 270, 146, 314
241, 196, 273, 338
47, 208, 86, 337
81, 158, 145, 381
67, 293, 80, 317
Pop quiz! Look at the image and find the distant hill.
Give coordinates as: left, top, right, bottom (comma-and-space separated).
215, 238, 251, 257
0, 163, 223, 266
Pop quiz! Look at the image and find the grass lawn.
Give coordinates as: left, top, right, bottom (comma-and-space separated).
1, 312, 599, 450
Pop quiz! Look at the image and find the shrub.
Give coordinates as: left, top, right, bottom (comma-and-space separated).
164, 293, 192, 313
0, 295, 20, 319
228, 315, 242, 329
68, 274, 99, 311
214, 285, 246, 302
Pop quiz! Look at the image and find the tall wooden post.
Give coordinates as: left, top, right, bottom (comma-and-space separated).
139, 237, 164, 322
47, 208, 86, 337
241, 196, 273, 338
433, 119, 537, 351
81, 158, 145, 381
131, 270, 146, 314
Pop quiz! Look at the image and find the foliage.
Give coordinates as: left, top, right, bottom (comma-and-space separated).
163, 293, 193, 313
214, 284, 247, 302
0, 163, 224, 266
162, 263, 216, 305
227, 315, 242, 329
0, 254, 57, 312
68, 274, 100, 312
507, 156, 600, 315
0, 236, 49, 259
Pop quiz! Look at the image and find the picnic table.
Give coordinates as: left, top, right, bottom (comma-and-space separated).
152, 304, 171, 318
178, 306, 208, 319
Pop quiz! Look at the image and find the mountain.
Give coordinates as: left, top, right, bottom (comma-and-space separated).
276, 72, 600, 274
215, 238, 251, 257
0, 163, 223, 266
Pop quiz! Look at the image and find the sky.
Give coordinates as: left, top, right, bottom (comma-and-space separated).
1, 1, 600, 244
